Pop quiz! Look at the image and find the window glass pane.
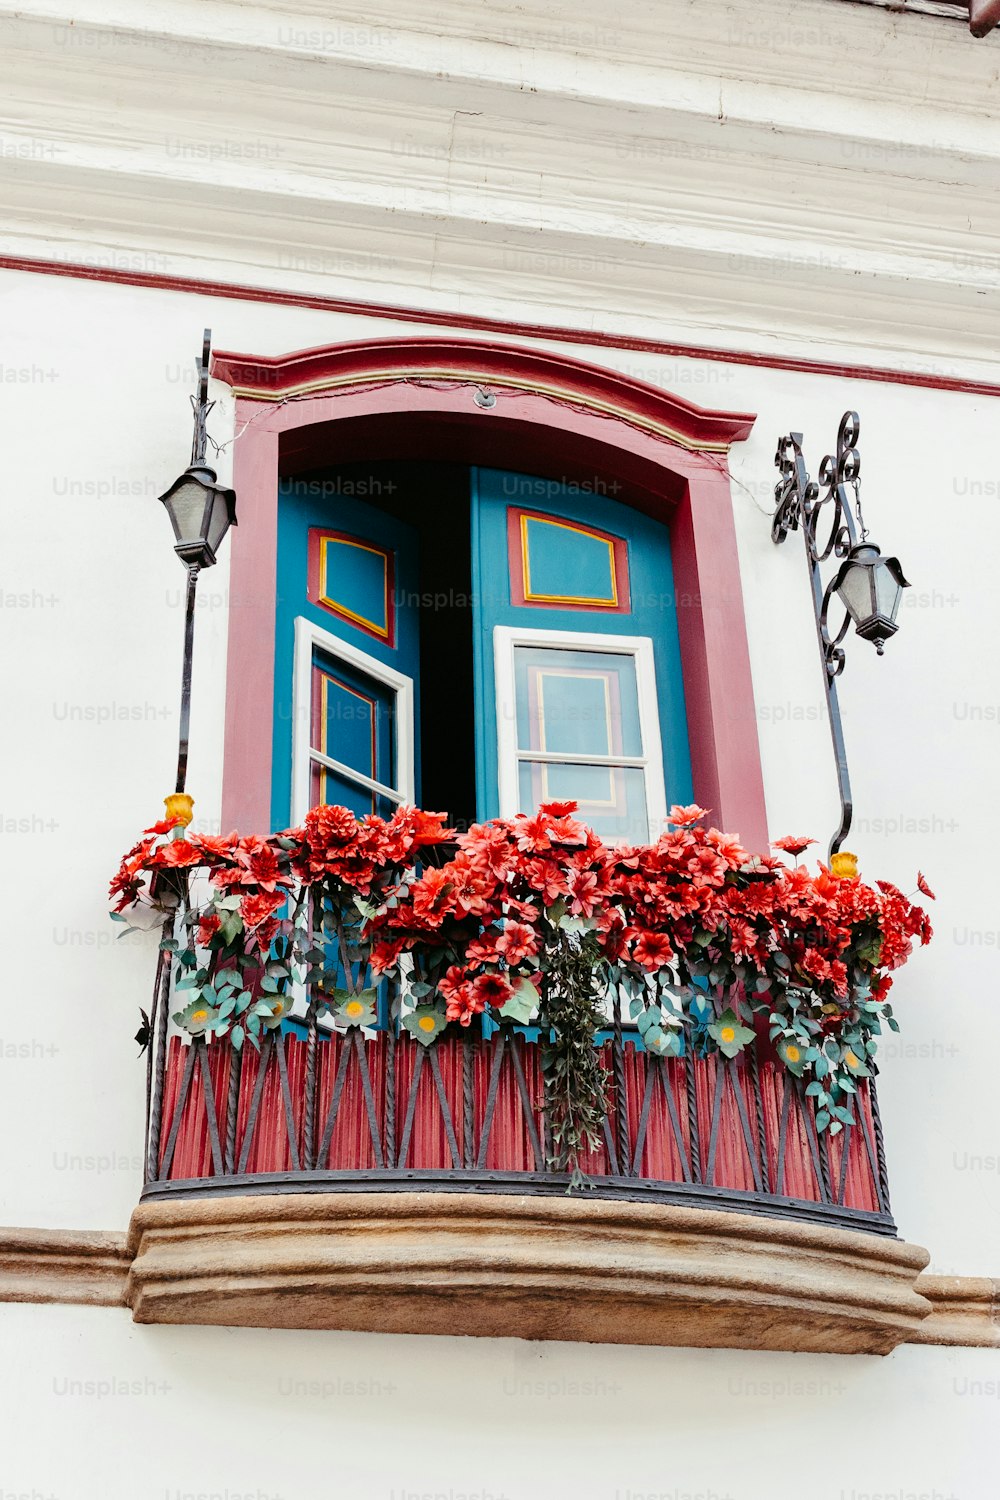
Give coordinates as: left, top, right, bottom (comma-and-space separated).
310, 648, 397, 814
518, 760, 649, 843
513, 646, 642, 759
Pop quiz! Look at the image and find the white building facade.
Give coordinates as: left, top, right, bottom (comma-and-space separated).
1, 0, 999, 1496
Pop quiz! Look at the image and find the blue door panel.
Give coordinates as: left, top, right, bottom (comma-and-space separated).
471, 466, 693, 823
272, 482, 420, 829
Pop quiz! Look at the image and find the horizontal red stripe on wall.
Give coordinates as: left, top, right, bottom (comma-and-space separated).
1, 253, 998, 400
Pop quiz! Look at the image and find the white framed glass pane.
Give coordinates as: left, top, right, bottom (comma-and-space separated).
514, 646, 642, 760
293, 616, 415, 826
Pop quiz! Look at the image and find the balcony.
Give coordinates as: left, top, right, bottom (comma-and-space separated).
118, 802, 934, 1353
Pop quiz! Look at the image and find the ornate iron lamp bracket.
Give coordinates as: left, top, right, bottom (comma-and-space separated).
772, 413, 864, 859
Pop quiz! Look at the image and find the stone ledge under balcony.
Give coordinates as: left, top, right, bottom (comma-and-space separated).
126, 1190, 932, 1354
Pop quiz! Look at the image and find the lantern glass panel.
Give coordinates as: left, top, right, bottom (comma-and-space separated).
205, 489, 232, 555
875, 561, 904, 623
164, 478, 211, 547
836, 558, 876, 628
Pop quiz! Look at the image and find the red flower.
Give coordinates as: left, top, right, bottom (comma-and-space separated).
538, 800, 578, 818
196, 912, 221, 946
143, 816, 182, 835
668, 804, 708, 828
547, 814, 587, 846
156, 839, 203, 868
916, 871, 936, 901
437, 966, 471, 1003
390, 805, 455, 853
445, 984, 484, 1027
704, 830, 747, 867
465, 932, 504, 967
496, 921, 539, 965
411, 868, 455, 923
773, 836, 816, 858
471, 973, 512, 1009
255, 917, 280, 949
247, 844, 283, 892
191, 832, 238, 859
370, 938, 406, 976
872, 973, 894, 1001
687, 847, 728, 887
240, 891, 283, 929
305, 804, 357, 846
631, 931, 675, 969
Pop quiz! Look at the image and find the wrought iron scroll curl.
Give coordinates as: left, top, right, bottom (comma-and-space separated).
775, 413, 862, 683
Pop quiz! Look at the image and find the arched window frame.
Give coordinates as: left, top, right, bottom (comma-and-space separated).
214, 336, 768, 851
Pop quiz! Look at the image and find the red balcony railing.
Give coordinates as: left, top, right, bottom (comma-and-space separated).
144, 1024, 893, 1234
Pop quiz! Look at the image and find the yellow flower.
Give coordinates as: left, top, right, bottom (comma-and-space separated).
344, 999, 365, 1020
830, 851, 858, 879
417, 1014, 437, 1033
844, 1048, 859, 1067
190, 1008, 208, 1025
719, 1025, 735, 1044
164, 792, 195, 828
785, 1043, 800, 1063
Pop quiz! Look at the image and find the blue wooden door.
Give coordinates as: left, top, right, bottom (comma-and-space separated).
272, 481, 421, 829
470, 467, 692, 841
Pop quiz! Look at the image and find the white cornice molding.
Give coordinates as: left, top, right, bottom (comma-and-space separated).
0, 0, 997, 376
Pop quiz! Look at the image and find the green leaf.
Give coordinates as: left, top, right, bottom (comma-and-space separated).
402, 1002, 448, 1046
708, 1007, 755, 1059
499, 978, 540, 1025
230, 1025, 245, 1051
775, 1037, 807, 1077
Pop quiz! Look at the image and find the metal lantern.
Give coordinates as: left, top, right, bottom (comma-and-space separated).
159, 464, 237, 569
158, 329, 237, 801
832, 543, 909, 654
158, 329, 236, 569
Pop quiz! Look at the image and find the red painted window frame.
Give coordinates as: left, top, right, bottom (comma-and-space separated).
214, 335, 769, 852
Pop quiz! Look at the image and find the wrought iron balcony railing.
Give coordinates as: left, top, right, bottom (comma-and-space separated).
143, 1017, 894, 1235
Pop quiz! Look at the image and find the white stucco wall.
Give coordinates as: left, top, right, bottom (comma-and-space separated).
0, 1303, 997, 1500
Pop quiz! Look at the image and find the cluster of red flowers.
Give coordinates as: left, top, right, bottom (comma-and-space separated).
108, 803, 454, 956
370, 799, 611, 1025
112, 800, 933, 1030
366, 802, 933, 1027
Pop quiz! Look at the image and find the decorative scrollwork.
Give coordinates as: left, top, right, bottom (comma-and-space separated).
820, 574, 851, 679
772, 433, 816, 545
772, 412, 864, 859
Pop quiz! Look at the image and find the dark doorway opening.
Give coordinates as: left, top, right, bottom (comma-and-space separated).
292, 459, 477, 831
